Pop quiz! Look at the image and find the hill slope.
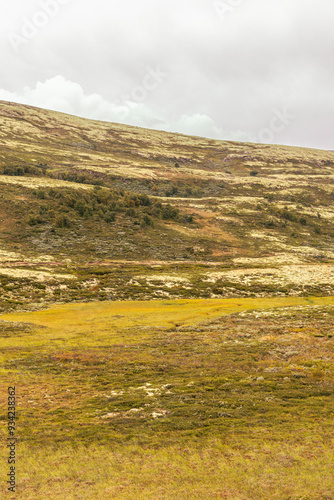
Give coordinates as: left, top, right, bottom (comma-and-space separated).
0, 100, 334, 311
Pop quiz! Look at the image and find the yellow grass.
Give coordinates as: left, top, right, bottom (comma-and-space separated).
1, 437, 333, 500
1, 296, 334, 349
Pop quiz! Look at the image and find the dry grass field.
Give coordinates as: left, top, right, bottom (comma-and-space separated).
0, 297, 333, 499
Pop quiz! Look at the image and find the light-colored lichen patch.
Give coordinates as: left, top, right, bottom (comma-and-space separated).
0, 176, 94, 190
129, 275, 190, 289
0, 267, 75, 281
0, 250, 23, 262
205, 264, 334, 288
233, 254, 306, 266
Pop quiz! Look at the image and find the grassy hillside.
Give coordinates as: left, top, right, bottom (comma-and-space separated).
0, 100, 334, 312
0, 101, 333, 499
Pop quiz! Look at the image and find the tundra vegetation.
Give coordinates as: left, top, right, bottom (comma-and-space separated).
0, 101, 333, 499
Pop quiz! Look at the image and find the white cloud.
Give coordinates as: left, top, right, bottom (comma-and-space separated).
0, 76, 225, 137
160, 113, 250, 142
0, 76, 129, 122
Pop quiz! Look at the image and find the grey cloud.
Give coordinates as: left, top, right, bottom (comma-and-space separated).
1, 0, 334, 149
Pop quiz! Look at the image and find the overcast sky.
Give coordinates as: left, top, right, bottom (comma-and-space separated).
1, 0, 333, 149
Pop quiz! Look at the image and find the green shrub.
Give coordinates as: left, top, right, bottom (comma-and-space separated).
165, 185, 178, 197
75, 201, 86, 216
141, 214, 154, 227
28, 214, 37, 226
36, 189, 46, 199
181, 214, 193, 223
126, 208, 136, 217
161, 204, 179, 220
39, 205, 48, 215
281, 209, 297, 222
264, 218, 276, 228
105, 212, 116, 223
55, 214, 71, 228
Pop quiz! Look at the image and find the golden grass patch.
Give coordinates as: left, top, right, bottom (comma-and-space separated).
1, 296, 334, 348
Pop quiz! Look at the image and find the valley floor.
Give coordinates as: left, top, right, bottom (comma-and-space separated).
0, 297, 333, 499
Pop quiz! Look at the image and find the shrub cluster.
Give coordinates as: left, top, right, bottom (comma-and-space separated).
264, 205, 309, 227
0, 164, 48, 176
0, 164, 106, 187
139, 178, 225, 198
50, 170, 105, 186
28, 186, 192, 229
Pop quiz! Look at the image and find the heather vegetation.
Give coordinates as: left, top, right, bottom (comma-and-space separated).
0, 297, 333, 499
